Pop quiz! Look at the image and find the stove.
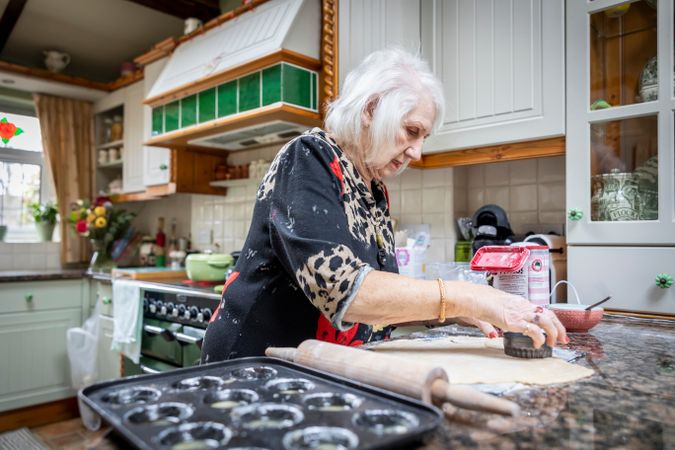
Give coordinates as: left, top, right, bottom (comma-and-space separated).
123, 280, 221, 377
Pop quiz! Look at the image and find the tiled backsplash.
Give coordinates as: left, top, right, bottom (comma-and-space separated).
0, 242, 61, 270
190, 148, 566, 262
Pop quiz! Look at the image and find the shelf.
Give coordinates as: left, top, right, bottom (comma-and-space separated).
97, 140, 124, 150
209, 178, 262, 188
97, 160, 123, 169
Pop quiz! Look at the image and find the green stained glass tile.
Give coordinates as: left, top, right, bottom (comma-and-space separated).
164, 101, 180, 132
238, 72, 261, 112
262, 64, 281, 106
199, 88, 216, 123
181, 94, 197, 128
218, 81, 237, 117
152, 106, 163, 135
311, 72, 317, 111
282, 64, 311, 109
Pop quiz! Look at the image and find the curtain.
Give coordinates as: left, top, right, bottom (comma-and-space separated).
34, 94, 94, 266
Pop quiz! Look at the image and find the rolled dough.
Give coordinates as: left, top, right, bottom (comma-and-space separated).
370, 336, 594, 385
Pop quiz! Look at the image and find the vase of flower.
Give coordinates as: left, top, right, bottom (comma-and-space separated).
89, 239, 114, 273
29, 201, 58, 242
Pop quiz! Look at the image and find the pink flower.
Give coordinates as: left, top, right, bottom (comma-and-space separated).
76, 219, 88, 234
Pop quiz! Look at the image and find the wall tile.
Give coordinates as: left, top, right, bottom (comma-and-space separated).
422, 187, 446, 214
218, 81, 237, 117
538, 156, 566, 182
453, 166, 468, 187
152, 106, 163, 136
387, 191, 401, 217
508, 211, 539, 230
422, 213, 445, 238
539, 211, 566, 224
0, 253, 11, 270
485, 187, 510, 209
510, 185, 538, 212
164, 101, 180, 132
262, 65, 282, 106
198, 88, 217, 123
467, 166, 484, 187
509, 159, 538, 185
282, 64, 311, 109
467, 188, 485, 212
400, 168, 422, 190
180, 94, 197, 128
453, 188, 467, 216
401, 189, 422, 214
239, 72, 261, 112
484, 162, 509, 187
538, 182, 565, 211
422, 169, 446, 188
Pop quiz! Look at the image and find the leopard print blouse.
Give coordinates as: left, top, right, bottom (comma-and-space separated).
201, 128, 397, 361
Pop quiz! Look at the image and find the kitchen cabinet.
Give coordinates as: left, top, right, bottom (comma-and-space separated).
566, 0, 674, 314
338, 0, 420, 89
143, 58, 171, 187
93, 81, 146, 195
0, 280, 84, 412
96, 315, 121, 382
420, 0, 565, 153
337, 0, 564, 154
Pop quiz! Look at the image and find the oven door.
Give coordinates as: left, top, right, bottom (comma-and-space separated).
141, 318, 183, 366
178, 325, 205, 367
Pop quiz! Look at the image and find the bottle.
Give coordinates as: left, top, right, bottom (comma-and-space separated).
155, 217, 166, 267
167, 218, 178, 254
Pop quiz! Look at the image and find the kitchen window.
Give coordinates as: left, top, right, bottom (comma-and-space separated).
0, 112, 54, 242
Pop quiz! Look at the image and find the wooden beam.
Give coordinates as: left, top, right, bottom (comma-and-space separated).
410, 137, 566, 169
125, 0, 219, 22
0, 60, 111, 91
0, 397, 78, 433
0, 0, 27, 53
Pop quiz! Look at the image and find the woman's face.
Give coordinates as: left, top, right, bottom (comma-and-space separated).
370, 95, 435, 179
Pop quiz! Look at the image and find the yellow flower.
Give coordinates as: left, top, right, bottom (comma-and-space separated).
94, 206, 106, 217
94, 216, 107, 228
86, 213, 96, 223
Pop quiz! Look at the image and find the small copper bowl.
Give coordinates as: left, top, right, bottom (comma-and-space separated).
548, 304, 604, 332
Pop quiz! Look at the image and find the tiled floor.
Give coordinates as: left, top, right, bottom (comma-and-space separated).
32, 418, 118, 450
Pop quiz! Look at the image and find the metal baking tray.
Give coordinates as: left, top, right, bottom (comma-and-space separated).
80, 357, 442, 449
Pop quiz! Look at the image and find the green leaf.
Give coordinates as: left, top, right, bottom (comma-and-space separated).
1, 138, 8, 144
0, 118, 7, 123
14, 128, 23, 136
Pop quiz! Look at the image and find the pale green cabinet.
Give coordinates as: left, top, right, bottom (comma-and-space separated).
0, 279, 84, 412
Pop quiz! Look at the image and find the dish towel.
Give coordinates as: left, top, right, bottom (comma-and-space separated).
111, 279, 143, 364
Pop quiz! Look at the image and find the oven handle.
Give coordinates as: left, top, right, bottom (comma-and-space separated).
143, 324, 176, 342
175, 332, 204, 349
139, 364, 161, 375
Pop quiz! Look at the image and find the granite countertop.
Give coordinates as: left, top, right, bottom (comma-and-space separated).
418, 315, 675, 449
88, 314, 674, 449
0, 269, 86, 282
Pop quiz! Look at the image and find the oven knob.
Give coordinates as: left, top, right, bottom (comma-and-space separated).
183, 309, 191, 320
201, 308, 212, 322
149, 301, 157, 314
188, 306, 199, 320
166, 302, 175, 316
176, 305, 186, 318
155, 301, 165, 315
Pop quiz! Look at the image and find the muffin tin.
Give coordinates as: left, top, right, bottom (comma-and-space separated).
80, 357, 442, 449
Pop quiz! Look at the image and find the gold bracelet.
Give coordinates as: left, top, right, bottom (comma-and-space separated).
437, 278, 447, 323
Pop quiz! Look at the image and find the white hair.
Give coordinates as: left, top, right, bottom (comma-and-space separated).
325, 48, 445, 165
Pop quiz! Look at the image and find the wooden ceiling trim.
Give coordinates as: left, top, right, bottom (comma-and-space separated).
409, 137, 566, 169
0, 0, 27, 53
0, 60, 111, 91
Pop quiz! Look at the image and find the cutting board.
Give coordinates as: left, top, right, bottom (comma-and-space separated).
112, 267, 187, 280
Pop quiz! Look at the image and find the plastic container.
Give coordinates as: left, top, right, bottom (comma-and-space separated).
470, 246, 530, 298
79, 357, 442, 450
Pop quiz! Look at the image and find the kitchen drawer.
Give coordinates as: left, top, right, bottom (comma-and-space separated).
0, 279, 84, 314
568, 247, 675, 315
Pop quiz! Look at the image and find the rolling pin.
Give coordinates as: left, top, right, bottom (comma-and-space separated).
266, 339, 519, 417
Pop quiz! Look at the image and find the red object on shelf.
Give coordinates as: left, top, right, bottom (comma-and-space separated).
470, 246, 530, 272
181, 279, 223, 288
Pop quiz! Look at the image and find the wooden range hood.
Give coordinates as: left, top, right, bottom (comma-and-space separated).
144, 0, 323, 151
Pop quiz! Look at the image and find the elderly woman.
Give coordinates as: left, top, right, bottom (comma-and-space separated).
201, 48, 567, 362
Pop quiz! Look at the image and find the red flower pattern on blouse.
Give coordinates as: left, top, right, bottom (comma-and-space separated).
315, 314, 364, 347
329, 156, 344, 196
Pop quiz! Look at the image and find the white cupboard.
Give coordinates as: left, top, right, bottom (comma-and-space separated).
123, 82, 145, 193
0, 280, 84, 412
420, 0, 565, 153
566, 0, 674, 314
338, 0, 421, 89
143, 58, 171, 187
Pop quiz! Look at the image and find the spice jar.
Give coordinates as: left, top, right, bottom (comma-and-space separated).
111, 115, 123, 141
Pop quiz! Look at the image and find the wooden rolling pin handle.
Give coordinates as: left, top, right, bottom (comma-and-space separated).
431, 379, 520, 417
265, 347, 297, 361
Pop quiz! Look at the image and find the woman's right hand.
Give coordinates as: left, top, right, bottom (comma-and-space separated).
447, 281, 569, 348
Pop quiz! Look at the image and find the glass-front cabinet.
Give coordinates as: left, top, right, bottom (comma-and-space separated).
567, 0, 674, 245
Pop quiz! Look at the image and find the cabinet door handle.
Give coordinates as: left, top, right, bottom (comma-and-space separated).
655, 273, 673, 289
159, 164, 168, 171
102, 296, 112, 305
25, 293, 33, 302
568, 208, 583, 221
140, 364, 160, 374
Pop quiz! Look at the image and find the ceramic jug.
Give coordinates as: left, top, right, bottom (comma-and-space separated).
43, 51, 71, 73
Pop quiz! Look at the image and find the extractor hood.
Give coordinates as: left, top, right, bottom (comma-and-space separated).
144, 0, 322, 151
